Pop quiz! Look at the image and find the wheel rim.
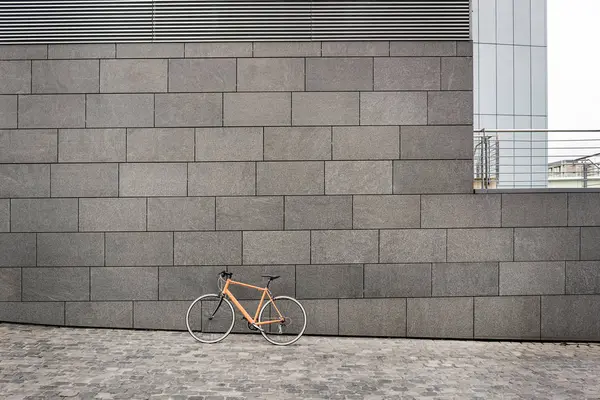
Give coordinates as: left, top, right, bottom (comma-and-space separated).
186, 294, 235, 344
259, 296, 306, 346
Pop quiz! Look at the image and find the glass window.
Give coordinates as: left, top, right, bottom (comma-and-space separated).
531, 46, 547, 116
514, 0, 531, 45
497, 45, 514, 115
478, 0, 497, 43
530, 0, 546, 46
496, 0, 514, 44
479, 44, 497, 115
514, 46, 532, 115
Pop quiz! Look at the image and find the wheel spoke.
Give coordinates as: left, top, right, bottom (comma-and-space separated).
186, 294, 235, 344
258, 296, 306, 346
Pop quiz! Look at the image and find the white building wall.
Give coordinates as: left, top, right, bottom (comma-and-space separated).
473, 0, 548, 188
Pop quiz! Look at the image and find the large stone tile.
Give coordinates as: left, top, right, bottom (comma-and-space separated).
475, 296, 540, 339
311, 230, 378, 264
185, 42, 252, 58
393, 160, 473, 194
51, 164, 118, 197
441, 57, 473, 90
91, 267, 158, 300
58, 128, 125, 163
500, 262, 565, 295
0, 45, 47, 60
581, 228, 600, 260
542, 295, 600, 340
502, 193, 567, 227
148, 197, 215, 231
340, 299, 406, 337
158, 266, 223, 300
514, 228, 579, 261
22, 267, 89, 301
253, 42, 321, 57
432, 262, 498, 296
155, 93, 222, 127
87, 94, 154, 128
421, 194, 501, 228
360, 92, 427, 125
127, 128, 194, 162
66, 302, 132, 328
133, 301, 190, 330
302, 299, 339, 335
407, 297, 473, 338
119, 163, 187, 197
48, 44, 115, 59
224, 93, 290, 126
169, 59, 236, 92
0, 95, 17, 128
0, 129, 57, 163
332, 126, 399, 160
0, 61, 31, 93
33, 60, 99, 93
322, 41, 389, 56
285, 196, 352, 230
11, 198, 78, 232
106, 232, 173, 266
296, 264, 363, 299
325, 161, 392, 194
100, 59, 167, 92
0, 164, 49, 198
188, 162, 255, 196
380, 229, 446, 263
257, 162, 324, 195
374, 58, 440, 90
175, 232, 242, 266
264, 127, 331, 161
0, 233, 36, 266
79, 198, 146, 231
196, 127, 262, 161
217, 197, 283, 231
243, 231, 309, 265
306, 58, 372, 91
0, 200, 8, 232
427, 91, 473, 125
456, 41, 472, 56
568, 193, 600, 226
19, 95, 85, 128
292, 92, 359, 126
238, 58, 304, 91
364, 263, 431, 297
447, 228, 513, 262
0, 302, 64, 326
566, 261, 600, 294
116, 43, 183, 58
390, 41, 456, 56
37, 233, 104, 267
400, 125, 473, 160
0, 268, 21, 301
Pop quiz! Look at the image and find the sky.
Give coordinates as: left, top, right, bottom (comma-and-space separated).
548, 0, 600, 130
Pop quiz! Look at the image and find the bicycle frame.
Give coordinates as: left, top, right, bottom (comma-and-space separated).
221, 279, 284, 326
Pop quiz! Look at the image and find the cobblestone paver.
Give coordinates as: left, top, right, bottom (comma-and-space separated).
1, 323, 600, 399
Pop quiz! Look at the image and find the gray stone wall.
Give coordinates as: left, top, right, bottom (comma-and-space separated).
0, 42, 598, 341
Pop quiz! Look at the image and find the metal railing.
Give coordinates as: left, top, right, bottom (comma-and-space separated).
474, 129, 600, 190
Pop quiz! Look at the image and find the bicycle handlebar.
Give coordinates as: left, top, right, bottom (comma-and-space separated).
220, 271, 233, 279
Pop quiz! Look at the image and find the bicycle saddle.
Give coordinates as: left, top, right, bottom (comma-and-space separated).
262, 275, 280, 280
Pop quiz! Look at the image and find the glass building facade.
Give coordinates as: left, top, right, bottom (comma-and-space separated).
472, 0, 548, 187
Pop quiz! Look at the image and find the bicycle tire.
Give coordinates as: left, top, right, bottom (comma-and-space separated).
186, 294, 235, 344
258, 296, 307, 346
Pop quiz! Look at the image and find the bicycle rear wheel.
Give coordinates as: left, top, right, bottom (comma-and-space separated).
258, 296, 307, 346
186, 294, 235, 344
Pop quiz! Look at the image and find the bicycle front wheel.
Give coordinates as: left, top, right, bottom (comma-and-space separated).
258, 296, 307, 346
186, 294, 235, 344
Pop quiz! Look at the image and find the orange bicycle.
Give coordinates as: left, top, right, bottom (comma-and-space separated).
185, 271, 307, 346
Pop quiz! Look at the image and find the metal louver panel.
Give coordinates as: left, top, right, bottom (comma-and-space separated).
0, 0, 470, 43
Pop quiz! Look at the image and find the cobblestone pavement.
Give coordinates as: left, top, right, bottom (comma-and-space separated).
1, 323, 600, 400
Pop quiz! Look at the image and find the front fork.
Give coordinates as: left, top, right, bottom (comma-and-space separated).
208, 293, 226, 320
